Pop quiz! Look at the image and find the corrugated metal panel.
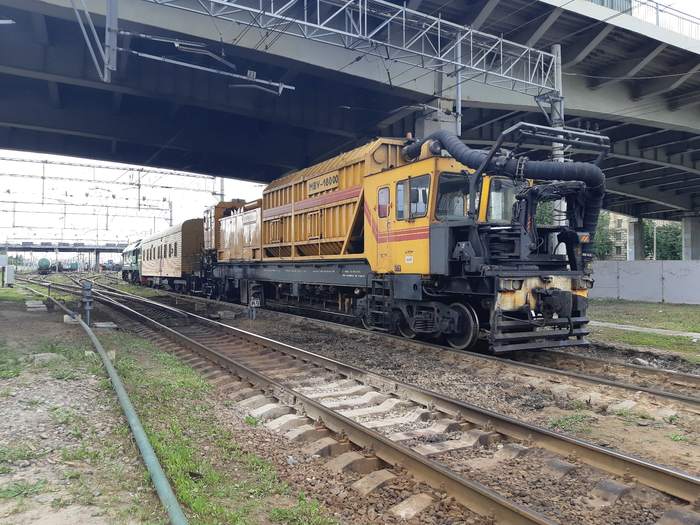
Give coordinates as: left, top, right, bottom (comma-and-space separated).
264, 138, 406, 192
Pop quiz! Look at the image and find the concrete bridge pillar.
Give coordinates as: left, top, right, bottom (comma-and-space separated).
414, 101, 458, 139
627, 219, 645, 260
682, 217, 700, 260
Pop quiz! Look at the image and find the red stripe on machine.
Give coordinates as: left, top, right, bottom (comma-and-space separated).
263, 186, 362, 219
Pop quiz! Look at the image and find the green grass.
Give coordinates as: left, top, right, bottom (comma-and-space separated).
0, 445, 40, 464
589, 298, 700, 332
103, 332, 333, 525
0, 287, 27, 302
31, 339, 95, 381
668, 432, 689, 442
97, 279, 163, 298
613, 408, 655, 424
244, 415, 260, 427
548, 413, 595, 434
0, 480, 47, 499
589, 327, 700, 363
0, 351, 22, 379
50, 407, 87, 438
270, 493, 337, 525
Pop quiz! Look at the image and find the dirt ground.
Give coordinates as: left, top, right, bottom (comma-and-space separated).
0, 294, 479, 524
0, 297, 161, 525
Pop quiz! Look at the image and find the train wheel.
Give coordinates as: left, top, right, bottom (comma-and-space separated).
394, 310, 416, 339
446, 303, 479, 350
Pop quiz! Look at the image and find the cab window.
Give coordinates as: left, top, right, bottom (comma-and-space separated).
487, 177, 517, 223
377, 187, 390, 218
436, 172, 478, 220
396, 174, 430, 220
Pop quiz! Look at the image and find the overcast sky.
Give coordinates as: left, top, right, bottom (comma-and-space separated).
0, 151, 264, 261
668, 0, 700, 17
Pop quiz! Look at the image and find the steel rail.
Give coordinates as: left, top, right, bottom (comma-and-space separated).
92, 291, 556, 525
91, 278, 700, 409
77, 280, 700, 504
515, 348, 700, 395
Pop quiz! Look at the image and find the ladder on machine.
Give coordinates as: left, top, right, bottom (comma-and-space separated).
367, 277, 392, 331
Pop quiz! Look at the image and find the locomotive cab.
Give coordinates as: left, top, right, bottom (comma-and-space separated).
360, 125, 607, 353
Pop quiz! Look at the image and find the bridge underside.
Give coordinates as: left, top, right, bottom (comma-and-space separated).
0, 0, 698, 220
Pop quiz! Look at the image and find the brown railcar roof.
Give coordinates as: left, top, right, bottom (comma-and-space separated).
140, 218, 203, 245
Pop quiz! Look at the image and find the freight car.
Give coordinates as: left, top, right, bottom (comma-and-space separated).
128, 124, 609, 353
37, 258, 51, 275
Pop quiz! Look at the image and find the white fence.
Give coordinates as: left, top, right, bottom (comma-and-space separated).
591, 261, 700, 304
585, 0, 700, 40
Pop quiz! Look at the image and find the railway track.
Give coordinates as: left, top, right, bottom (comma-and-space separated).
26, 276, 700, 524
86, 276, 700, 410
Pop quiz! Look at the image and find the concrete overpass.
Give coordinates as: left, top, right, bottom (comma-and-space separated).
1, 242, 127, 253
1, 241, 127, 268
0, 0, 699, 254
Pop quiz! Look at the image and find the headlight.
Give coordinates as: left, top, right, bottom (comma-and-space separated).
499, 279, 523, 291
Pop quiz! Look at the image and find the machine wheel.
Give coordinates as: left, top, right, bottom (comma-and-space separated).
394, 310, 416, 339
446, 302, 479, 350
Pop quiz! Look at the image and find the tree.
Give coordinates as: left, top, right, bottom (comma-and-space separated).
643, 220, 681, 260
593, 210, 613, 259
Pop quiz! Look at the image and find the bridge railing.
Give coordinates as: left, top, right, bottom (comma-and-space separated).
586, 0, 700, 40
142, 0, 558, 95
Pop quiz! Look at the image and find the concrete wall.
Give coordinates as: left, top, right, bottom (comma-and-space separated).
591, 260, 700, 304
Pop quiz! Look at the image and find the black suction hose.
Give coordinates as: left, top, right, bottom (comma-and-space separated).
403, 130, 605, 238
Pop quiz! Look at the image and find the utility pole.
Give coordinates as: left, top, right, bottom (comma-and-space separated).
455, 33, 462, 137
550, 44, 565, 164
550, 44, 568, 255
41, 162, 46, 204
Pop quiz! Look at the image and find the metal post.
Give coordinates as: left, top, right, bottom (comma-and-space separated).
455, 33, 462, 137
104, 0, 118, 82
41, 162, 46, 204
82, 280, 93, 326
550, 44, 565, 163
219, 178, 225, 201
550, 44, 567, 253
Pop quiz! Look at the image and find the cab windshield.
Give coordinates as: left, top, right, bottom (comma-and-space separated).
487, 177, 517, 223
436, 172, 474, 220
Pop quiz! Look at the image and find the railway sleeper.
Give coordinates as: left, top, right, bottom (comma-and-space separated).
108, 305, 699, 524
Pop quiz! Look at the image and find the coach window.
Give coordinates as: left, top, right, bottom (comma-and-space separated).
377, 187, 390, 218
169, 244, 173, 257
396, 174, 430, 220
174, 243, 177, 257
